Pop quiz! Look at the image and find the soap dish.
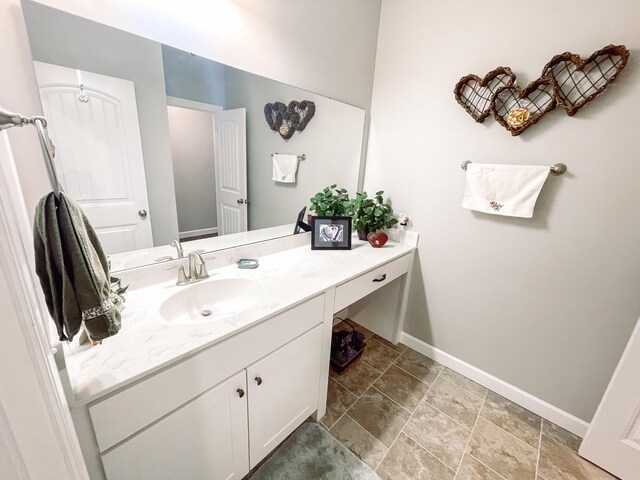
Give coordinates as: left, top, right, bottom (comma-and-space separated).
236, 258, 259, 269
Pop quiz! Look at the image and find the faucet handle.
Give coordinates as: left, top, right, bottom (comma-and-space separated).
176, 266, 189, 285
196, 257, 209, 280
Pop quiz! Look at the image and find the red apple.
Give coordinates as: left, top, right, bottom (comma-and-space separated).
367, 231, 388, 248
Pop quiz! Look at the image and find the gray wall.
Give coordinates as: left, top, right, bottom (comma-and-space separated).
162, 45, 226, 108
366, 0, 640, 421
167, 106, 217, 235
21, 1, 179, 246
224, 68, 364, 230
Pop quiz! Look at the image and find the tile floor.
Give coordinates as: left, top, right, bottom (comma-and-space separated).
321, 321, 617, 480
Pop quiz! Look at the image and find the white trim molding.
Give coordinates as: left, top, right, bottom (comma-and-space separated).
166, 96, 223, 113
400, 332, 590, 438
179, 226, 218, 240
0, 132, 88, 479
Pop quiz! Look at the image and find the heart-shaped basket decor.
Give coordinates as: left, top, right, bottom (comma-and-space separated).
289, 100, 316, 131
491, 77, 557, 136
454, 67, 517, 123
542, 44, 629, 116
264, 102, 288, 131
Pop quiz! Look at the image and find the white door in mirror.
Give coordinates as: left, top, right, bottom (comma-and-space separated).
213, 108, 248, 235
33, 61, 153, 254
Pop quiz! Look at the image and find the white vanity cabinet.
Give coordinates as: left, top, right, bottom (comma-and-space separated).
101, 370, 249, 480
68, 235, 419, 480
86, 295, 325, 480
247, 324, 322, 467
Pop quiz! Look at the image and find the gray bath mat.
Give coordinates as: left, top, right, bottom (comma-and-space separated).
250, 422, 381, 480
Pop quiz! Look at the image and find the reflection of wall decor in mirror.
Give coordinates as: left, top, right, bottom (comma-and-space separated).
542, 44, 629, 117
264, 100, 316, 139
454, 67, 516, 123
22, 1, 364, 272
491, 77, 557, 136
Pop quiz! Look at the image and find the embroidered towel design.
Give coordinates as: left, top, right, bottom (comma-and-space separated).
462, 163, 549, 218
272, 154, 299, 183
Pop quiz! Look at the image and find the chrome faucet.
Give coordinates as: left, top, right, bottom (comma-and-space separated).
176, 251, 209, 286
170, 239, 184, 258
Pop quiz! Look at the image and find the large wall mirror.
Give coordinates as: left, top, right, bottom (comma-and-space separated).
21, 1, 365, 272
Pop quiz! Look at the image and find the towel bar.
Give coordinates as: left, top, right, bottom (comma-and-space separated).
461, 160, 567, 176
272, 153, 306, 161
0, 105, 62, 199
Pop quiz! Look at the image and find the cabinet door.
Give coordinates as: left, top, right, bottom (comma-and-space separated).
102, 371, 249, 480
247, 325, 323, 468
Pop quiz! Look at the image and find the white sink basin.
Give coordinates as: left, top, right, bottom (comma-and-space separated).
160, 279, 263, 325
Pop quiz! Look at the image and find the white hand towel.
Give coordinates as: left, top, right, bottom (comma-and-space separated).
272, 154, 299, 183
462, 163, 549, 218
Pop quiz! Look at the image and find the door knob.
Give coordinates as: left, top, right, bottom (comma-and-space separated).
245, 199, 250, 206
237, 388, 245, 398
138, 209, 148, 218
237, 199, 244, 204
255, 376, 263, 386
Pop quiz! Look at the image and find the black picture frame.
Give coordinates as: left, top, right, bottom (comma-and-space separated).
311, 216, 352, 250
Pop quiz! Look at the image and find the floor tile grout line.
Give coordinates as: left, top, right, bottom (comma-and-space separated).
540, 431, 582, 457
438, 367, 489, 400
534, 417, 543, 479
370, 385, 414, 415
396, 379, 468, 473
379, 428, 456, 478
342, 412, 389, 471
466, 452, 510, 480
380, 377, 441, 473
453, 388, 486, 477
434, 374, 487, 403
476, 413, 540, 453
420, 396, 474, 433
390, 358, 443, 386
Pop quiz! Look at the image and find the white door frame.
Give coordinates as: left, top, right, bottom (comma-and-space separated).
166, 96, 223, 114
0, 132, 88, 479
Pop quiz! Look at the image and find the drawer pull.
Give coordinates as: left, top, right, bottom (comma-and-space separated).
372, 274, 387, 283
255, 376, 263, 386
237, 388, 245, 398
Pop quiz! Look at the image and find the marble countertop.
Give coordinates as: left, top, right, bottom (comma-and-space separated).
64, 234, 417, 405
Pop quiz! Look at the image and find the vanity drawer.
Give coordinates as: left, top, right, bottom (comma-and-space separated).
89, 293, 325, 453
334, 253, 411, 313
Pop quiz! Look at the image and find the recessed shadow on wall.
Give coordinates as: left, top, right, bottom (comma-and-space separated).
469, 171, 567, 230
403, 250, 433, 344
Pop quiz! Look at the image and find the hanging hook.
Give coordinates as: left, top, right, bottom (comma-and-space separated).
78, 84, 89, 103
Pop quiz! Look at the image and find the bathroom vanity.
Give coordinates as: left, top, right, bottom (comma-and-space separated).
62, 231, 418, 479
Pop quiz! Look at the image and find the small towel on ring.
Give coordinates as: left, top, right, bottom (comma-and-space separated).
462, 163, 550, 218
272, 154, 299, 183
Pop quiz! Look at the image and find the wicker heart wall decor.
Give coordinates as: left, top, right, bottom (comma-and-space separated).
264, 100, 316, 139
264, 102, 287, 131
491, 77, 557, 136
289, 100, 316, 131
454, 67, 517, 123
542, 44, 629, 116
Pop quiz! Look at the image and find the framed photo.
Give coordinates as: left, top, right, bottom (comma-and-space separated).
311, 216, 352, 250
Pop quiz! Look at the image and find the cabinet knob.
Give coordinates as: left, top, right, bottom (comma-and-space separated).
237, 388, 245, 398
255, 376, 263, 386
372, 274, 387, 283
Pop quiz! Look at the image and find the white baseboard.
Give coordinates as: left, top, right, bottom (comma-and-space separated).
179, 227, 218, 239
400, 332, 590, 438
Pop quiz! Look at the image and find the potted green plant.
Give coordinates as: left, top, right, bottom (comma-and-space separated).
309, 184, 352, 217
351, 190, 398, 240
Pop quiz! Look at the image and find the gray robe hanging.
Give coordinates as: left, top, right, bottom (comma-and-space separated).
33, 192, 122, 342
